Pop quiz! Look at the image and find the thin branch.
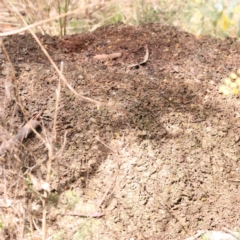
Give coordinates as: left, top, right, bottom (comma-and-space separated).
65, 212, 105, 218
52, 62, 62, 140
95, 137, 118, 154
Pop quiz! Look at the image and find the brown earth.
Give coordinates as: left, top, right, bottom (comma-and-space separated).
1, 23, 240, 240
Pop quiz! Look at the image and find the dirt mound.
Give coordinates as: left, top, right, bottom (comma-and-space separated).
1, 23, 240, 239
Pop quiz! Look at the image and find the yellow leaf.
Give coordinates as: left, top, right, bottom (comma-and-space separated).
232, 88, 239, 95
219, 12, 230, 31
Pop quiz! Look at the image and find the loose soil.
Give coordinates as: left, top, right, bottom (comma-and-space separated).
1, 23, 240, 240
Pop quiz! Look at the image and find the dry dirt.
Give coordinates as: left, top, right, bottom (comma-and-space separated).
1, 23, 240, 240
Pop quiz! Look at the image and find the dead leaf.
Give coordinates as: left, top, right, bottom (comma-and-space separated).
0, 198, 12, 207
128, 45, 149, 68
14, 119, 40, 142
140, 45, 149, 64
40, 179, 51, 193
0, 112, 42, 156
28, 173, 51, 193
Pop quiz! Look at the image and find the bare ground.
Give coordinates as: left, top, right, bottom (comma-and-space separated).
1, 23, 240, 239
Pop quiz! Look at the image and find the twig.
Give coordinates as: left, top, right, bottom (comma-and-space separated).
93, 52, 122, 61
158, 196, 193, 237
42, 135, 53, 240
32, 217, 42, 235
96, 177, 114, 210
222, 228, 240, 239
184, 230, 205, 240
94, 137, 121, 210
52, 62, 62, 140
65, 212, 105, 218
56, 131, 68, 158
41, 59, 63, 240
95, 137, 118, 154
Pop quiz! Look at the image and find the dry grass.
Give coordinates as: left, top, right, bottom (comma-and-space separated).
1, 0, 189, 36
1, 0, 240, 37
2, 0, 240, 38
